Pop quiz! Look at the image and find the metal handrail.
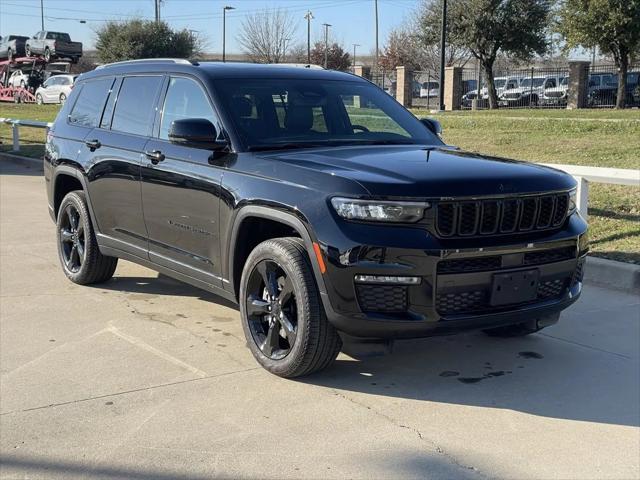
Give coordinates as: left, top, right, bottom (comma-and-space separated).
0, 117, 52, 153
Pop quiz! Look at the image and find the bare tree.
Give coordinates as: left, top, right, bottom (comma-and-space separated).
237, 8, 297, 64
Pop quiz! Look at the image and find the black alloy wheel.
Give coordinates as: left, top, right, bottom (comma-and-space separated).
246, 259, 298, 360
59, 203, 86, 273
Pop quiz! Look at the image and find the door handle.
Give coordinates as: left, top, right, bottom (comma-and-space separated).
85, 139, 101, 150
145, 150, 165, 164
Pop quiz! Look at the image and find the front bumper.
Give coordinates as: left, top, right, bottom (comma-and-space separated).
317, 214, 588, 339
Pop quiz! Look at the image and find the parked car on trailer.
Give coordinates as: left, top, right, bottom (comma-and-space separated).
0, 35, 29, 61
25, 31, 82, 63
7, 70, 29, 88
35, 74, 76, 104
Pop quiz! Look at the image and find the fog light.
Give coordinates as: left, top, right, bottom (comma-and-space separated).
354, 275, 421, 285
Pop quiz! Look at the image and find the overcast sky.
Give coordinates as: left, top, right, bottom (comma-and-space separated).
0, 0, 413, 54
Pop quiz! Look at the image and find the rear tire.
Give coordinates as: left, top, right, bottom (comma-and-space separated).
25, 46, 31, 57
239, 237, 341, 378
36, 93, 43, 105
7, 49, 12, 62
56, 191, 118, 285
59, 93, 66, 104
44, 48, 51, 62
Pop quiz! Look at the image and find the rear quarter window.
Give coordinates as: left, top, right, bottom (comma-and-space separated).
68, 77, 114, 128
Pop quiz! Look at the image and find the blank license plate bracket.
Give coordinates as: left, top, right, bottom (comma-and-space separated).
490, 269, 540, 306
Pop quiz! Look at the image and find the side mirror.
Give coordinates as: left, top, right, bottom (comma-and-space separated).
420, 117, 442, 136
168, 118, 228, 151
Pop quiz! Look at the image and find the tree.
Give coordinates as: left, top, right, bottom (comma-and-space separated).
310, 42, 351, 70
237, 8, 297, 63
558, 0, 640, 109
378, 28, 423, 71
95, 19, 200, 63
415, 0, 471, 72
421, 0, 551, 109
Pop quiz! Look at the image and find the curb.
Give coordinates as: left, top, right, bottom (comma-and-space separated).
584, 256, 640, 295
0, 152, 44, 171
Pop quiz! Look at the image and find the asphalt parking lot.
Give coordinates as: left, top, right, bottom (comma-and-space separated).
1, 159, 639, 480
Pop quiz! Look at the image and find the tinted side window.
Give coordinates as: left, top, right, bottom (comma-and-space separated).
159, 77, 218, 140
112, 76, 163, 137
68, 77, 114, 128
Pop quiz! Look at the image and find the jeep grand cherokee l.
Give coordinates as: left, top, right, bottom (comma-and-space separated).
44, 59, 588, 378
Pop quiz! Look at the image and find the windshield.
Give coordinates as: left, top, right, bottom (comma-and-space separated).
494, 79, 506, 88
520, 78, 545, 88
422, 82, 439, 89
214, 78, 443, 151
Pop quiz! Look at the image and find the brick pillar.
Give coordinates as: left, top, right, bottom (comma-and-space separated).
353, 65, 371, 79
443, 66, 462, 111
396, 66, 414, 108
567, 61, 590, 109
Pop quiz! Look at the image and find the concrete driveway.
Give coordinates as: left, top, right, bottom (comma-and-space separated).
1, 159, 639, 479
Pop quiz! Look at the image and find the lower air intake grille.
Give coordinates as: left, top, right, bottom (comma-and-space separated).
355, 285, 408, 313
436, 277, 570, 315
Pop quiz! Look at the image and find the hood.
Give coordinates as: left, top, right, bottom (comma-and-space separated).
263, 145, 575, 198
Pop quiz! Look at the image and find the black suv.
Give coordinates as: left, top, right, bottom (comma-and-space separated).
45, 59, 588, 377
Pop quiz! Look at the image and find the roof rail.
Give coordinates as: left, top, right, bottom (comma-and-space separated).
96, 58, 193, 69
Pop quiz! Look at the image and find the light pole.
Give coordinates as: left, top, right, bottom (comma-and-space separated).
352, 43, 360, 68
438, 0, 447, 111
322, 23, 331, 69
40, 0, 44, 30
223, 5, 235, 63
304, 10, 314, 64
374, 0, 379, 72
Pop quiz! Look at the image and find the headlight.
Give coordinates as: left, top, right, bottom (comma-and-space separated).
331, 197, 430, 223
568, 188, 577, 215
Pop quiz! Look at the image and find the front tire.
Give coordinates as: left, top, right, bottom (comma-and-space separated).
44, 48, 51, 62
36, 93, 43, 105
25, 46, 31, 57
59, 93, 66, 104
56, 191, 118, 285
239, 238, 341, 378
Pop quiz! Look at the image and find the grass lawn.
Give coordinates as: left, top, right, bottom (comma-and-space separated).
2, 103, 638, 263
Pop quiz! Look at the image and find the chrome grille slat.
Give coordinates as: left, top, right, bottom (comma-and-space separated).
435, 193, 570, 238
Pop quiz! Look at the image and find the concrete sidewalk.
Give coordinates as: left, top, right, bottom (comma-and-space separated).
1, 161, 639, 479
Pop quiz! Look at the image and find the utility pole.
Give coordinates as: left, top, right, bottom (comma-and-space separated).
154, 0, 160, 22
40, 0, 44, 30
374, 0, 379, 72
223, 5, 235, 63
353, 43, 360, 68
322, 23, 331, 69
304, 10, 314, 64
438, 0, 447, 111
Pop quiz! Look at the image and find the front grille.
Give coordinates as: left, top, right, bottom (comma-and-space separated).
436, 193, 569, 238
436, 277, 570, 316
504, 92, 521, 99
355, 285, 408, 313
545, 91, 565, 98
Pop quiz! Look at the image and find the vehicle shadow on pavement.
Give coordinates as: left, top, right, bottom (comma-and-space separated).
95, 274, 239, 310
304, 331, 639, 428
0, 158, 44, 176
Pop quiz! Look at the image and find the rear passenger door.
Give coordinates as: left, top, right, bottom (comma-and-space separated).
79, 75, 163, 256
141, 75, 225, 287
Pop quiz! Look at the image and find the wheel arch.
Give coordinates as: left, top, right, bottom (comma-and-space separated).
228, 206, 327, 302
51, 165, 100, 234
